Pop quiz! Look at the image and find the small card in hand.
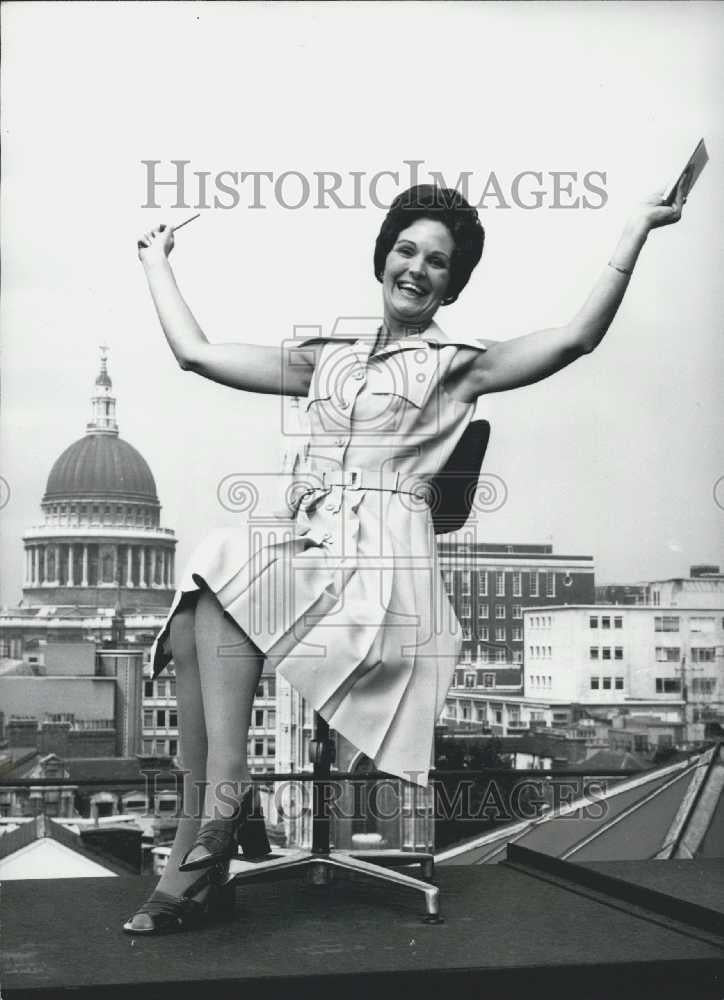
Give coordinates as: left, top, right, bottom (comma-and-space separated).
662, 138, 709, 205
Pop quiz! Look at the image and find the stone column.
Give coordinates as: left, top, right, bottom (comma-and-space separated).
33, 546, 39, 585
140, 547, 146, 587
42, 545, 48, 585
126, 547, 133, 587
82, 545, 89, 586
68, 545, 75, 586
54, 544, 61, 585
112, 545, 118, 584
150, 549, 157, 587
170, 551, 175, 587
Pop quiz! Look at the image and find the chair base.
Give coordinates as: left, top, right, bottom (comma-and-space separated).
229, 849, 443, 923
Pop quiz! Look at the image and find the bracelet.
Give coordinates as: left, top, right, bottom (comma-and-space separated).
608, 260, 632, 277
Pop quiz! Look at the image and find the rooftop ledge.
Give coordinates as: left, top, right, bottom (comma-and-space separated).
3, 850, 723, 1000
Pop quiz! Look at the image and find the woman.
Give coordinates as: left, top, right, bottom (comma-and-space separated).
124, 180, 687, 934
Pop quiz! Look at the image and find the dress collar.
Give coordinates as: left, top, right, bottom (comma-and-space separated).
294, 317, 488, 355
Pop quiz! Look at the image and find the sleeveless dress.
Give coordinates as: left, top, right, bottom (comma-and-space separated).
150, 318, 488, 787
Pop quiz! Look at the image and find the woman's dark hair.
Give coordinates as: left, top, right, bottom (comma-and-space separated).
374, 185, 484, 305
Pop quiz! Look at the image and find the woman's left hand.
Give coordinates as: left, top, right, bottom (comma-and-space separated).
628, 170, 690, 234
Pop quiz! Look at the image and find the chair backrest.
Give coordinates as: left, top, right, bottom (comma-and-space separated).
430, 419, 491, 535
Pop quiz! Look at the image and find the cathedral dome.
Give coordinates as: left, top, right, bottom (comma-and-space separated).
43, 434, 159, 504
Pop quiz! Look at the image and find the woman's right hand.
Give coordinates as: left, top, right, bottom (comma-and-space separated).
137, 223, 174, 264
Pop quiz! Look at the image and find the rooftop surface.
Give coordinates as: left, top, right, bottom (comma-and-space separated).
3, 852, 723, 999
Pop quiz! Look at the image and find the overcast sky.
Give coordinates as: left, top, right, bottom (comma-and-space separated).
1, 1, 722, 607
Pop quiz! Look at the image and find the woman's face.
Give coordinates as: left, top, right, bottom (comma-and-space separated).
382, 217, 454, 330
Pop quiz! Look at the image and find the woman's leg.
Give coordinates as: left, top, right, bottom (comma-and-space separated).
150, 605, 211, 898
189, 588, 264, 835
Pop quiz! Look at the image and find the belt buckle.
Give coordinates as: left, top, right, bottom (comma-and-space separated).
346, 467, 362, 489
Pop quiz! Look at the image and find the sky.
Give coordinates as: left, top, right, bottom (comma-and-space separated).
1, 1, 723, 607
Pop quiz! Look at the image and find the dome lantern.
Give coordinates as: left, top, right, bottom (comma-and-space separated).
87, 345, 118, 436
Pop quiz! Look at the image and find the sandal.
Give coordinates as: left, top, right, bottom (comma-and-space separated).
123, 865, 235, 935
179, 785, 271, 872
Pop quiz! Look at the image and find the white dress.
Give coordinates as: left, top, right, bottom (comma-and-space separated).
150, 318, 488, 786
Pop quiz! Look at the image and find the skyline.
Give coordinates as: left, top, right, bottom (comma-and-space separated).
2, 1, 723, 605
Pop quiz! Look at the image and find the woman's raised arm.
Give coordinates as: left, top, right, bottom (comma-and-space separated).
138, 224, 316, 396
450, 177, 689, 402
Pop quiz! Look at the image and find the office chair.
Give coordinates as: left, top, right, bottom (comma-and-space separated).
231, 420, 492, 923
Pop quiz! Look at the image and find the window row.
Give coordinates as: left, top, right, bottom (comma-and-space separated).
445, 570, 557, 598
528, 675, 552, 688
248, 736, 276, 758
589, 615, 623, 629
252, 708, 277, 728
529, 645, 552, 658
142, 738, 178, 756
144, 677, 177, 699
143, 709, 178, 729
590, 676, 625, 690
466, 604, 524, 620
589, 647, 624, 660
462, 625, 523, 642
530, 615, 553, 628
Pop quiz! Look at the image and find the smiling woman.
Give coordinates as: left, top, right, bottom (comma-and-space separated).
126, 175, 688, 934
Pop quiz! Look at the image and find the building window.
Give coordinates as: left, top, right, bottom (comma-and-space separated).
512, 627, 522, 642
692, 678, 716, 695
143, 711, 153, 728
494, 707, 502, 724
143, 739, 153, 753
465, 673, 475, 688
614, 616, 623, 629
442, 570, 453, 593
689, 617, 715, 633
655, 647, 680, 662
460, 572, 471, 595
479, 626, 489, 642
513, 650, 523, 664
529, 572, 539, 597
601, 616, 611, 630
546, 572, 555, 597
495, 648, 506, 663
156, 709, 166, 727
655, 616, 680, 633
691, 648, 716, 663
602, 647, 611, 660
512, 605, 522, 620
254, 709, 264, 726
157, 679, 167, 697
462, 646, 472, 661
512, 572, 522, 597
476, 706, 487, 722
462, 624, 472, 641
495, 626, 506, 642
169, 711, 178, 728
495, 571, 505, 596
656, 678, 682, 694
144, 681, 153, 698
478, 572, 488, 597
615, 677, 624, 690
479, 647, 489, 663
479, 604, 489, 620
590, 677, 600, 689
460, 596, 471, 617
602, 676, 612, 690
614, 647, 623, 660
590, 647, 599, 660
589, 616, 598, 629
254, 740, 264, 756
169, 739, 178, 756
495, 604, 506, 619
